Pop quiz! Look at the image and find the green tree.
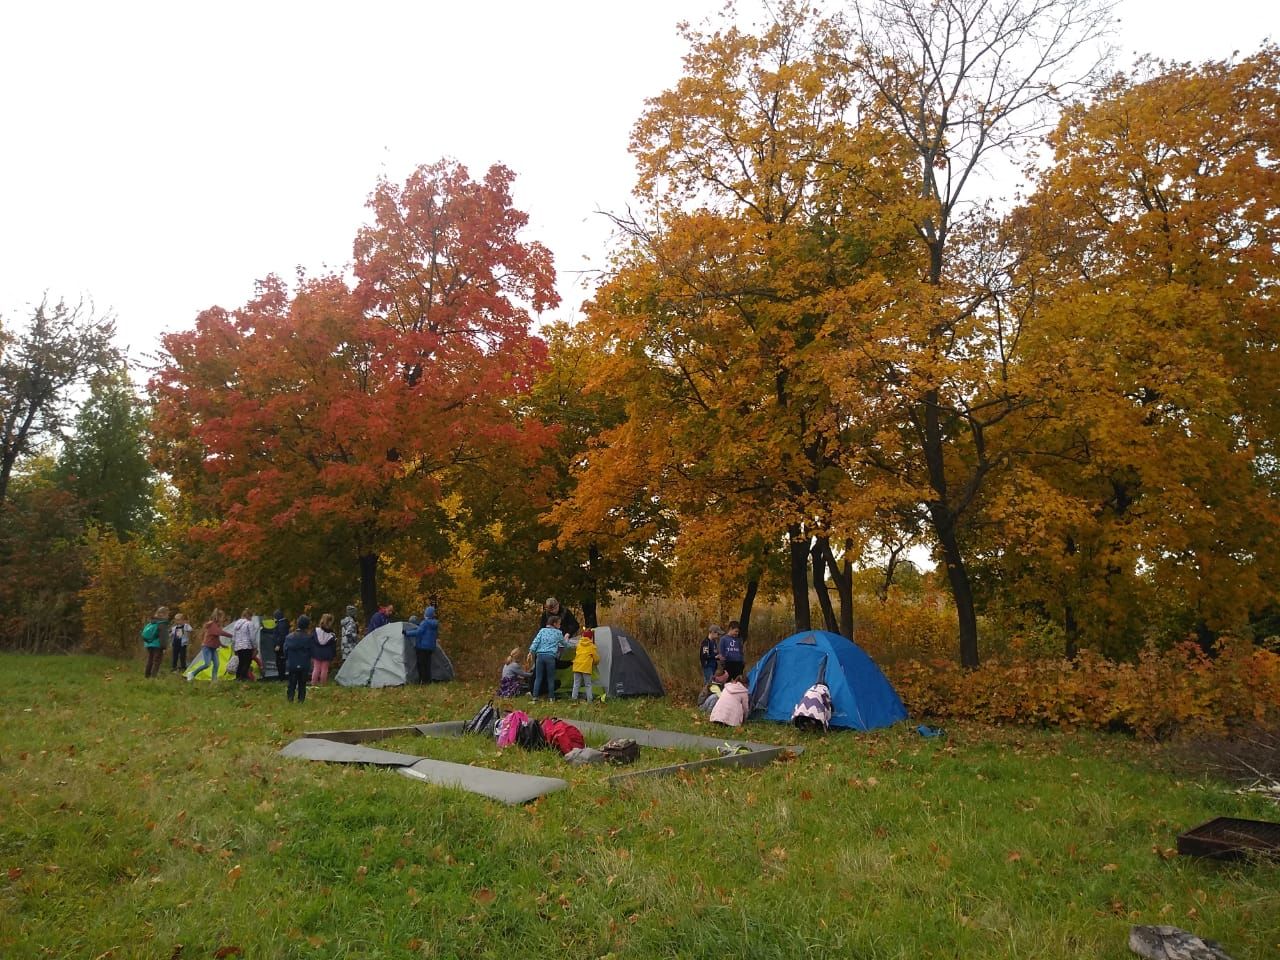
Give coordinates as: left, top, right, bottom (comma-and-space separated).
0, 297, 118, 505
56, 366, 154, 537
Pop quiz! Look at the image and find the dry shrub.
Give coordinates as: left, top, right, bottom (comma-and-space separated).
890, 637, 1280, 739
600, 594, 795, 699
851, 588, 959, 662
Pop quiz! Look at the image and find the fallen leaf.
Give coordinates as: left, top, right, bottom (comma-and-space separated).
473, 888, 495, 905
267, 841, 283, 854
226, 865, 242, 884
213, 948, 243, 959
1101, 863, 1118, 872
8, 867, 23, 880
407, 939, 423, 951
1006, 851, 1022, 863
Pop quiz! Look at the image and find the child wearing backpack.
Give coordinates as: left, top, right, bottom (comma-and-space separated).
142, 607, 170, 678
569, 627, 600, 702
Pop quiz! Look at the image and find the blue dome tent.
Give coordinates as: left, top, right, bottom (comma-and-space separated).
746, 630, 908, 731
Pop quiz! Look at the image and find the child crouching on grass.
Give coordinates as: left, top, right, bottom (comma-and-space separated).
498, 648, 533, 698
569, 627, 600, 702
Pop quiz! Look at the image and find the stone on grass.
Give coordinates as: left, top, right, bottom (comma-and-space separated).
1128, 925, 1234, 960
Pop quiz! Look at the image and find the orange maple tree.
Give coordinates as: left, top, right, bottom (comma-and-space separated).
150, 161, 557, 615
980, 50, 1280, 655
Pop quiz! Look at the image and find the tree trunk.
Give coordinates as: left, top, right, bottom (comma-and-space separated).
1064, 602, 1079, 661
789, 524, 812, 633
812, 535, 838, 633
828, 539, 854, 640
930, 504, 980, 668
737, 577, 759, 642
358, 552, 378, 624
580, 543, 600, 628
920, 383, 981, 668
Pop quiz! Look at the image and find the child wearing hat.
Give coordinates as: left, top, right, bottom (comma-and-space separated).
569, 627, 600, 702
340, 605, 360, 660
699, 624, 723, 685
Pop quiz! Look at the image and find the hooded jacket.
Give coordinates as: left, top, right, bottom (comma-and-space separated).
404, 606, 439, 651
709, 680, 750, 727
284, 627, 314, 672
571, 634, 600, 674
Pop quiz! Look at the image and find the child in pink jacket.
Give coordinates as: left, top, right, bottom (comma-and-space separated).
709, 676, 750, 727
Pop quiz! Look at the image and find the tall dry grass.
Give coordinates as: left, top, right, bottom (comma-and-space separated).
442, 589, 966, 701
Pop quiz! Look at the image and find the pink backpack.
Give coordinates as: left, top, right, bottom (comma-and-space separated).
496, 709, 530, 748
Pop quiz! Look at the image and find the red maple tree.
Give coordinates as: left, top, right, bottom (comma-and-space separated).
151, 160, 558, 615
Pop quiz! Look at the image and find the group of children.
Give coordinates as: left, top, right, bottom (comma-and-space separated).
698, 621, 750, 727
141, 604, 364, 703
500, 613, 602, 702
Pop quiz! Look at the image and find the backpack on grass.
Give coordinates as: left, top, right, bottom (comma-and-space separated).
463, 700, 500, 736
496, 709, 529, 748
601, 738, 640, 765
541, 718, 585, 756
515, 715, 548, 750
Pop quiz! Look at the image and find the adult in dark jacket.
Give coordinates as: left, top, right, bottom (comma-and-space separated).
263, 609, 289, 680
403, 605, 439, 684
539, 597, 579, 642
367, 603, 392, 633
283, 614, 314, 703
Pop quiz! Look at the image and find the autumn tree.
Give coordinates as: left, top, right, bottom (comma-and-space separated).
151, 160, 557, 616
0, 296, 118, 505
836, 0, 1115, 665
464, 322, 669, 628
557, 4, 922, 638
983, 50, 1280, 655
0, 454, 86, 650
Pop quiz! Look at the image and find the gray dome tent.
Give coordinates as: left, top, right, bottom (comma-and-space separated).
564, 625, 664, 699
335, 621, 454, 687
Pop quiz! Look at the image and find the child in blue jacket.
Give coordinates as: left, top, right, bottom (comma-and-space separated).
528, 614, 564, 702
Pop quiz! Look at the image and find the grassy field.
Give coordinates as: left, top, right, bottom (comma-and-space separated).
2, 655, 1277, 959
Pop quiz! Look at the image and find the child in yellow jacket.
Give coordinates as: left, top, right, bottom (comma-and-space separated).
570, 628, 600, 702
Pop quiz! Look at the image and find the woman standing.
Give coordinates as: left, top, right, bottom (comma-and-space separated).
229, 608, 257, 681
142, 606, 170, 678
311, 613, 336, 685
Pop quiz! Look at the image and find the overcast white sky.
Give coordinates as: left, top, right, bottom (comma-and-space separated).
1, 0, 1276, 358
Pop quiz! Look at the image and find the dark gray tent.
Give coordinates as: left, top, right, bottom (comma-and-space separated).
579, 625, 664, 698
335, 622, 454, 687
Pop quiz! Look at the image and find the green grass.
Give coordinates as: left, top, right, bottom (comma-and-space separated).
1, 655, 1277, 959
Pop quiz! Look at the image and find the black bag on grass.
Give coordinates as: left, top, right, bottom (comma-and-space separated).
463, 700, 500, 736
601, 738, 640, 765
515, 715, 548, 750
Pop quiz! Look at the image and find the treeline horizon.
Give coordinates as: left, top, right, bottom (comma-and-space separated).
1, 0, 1276, 665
